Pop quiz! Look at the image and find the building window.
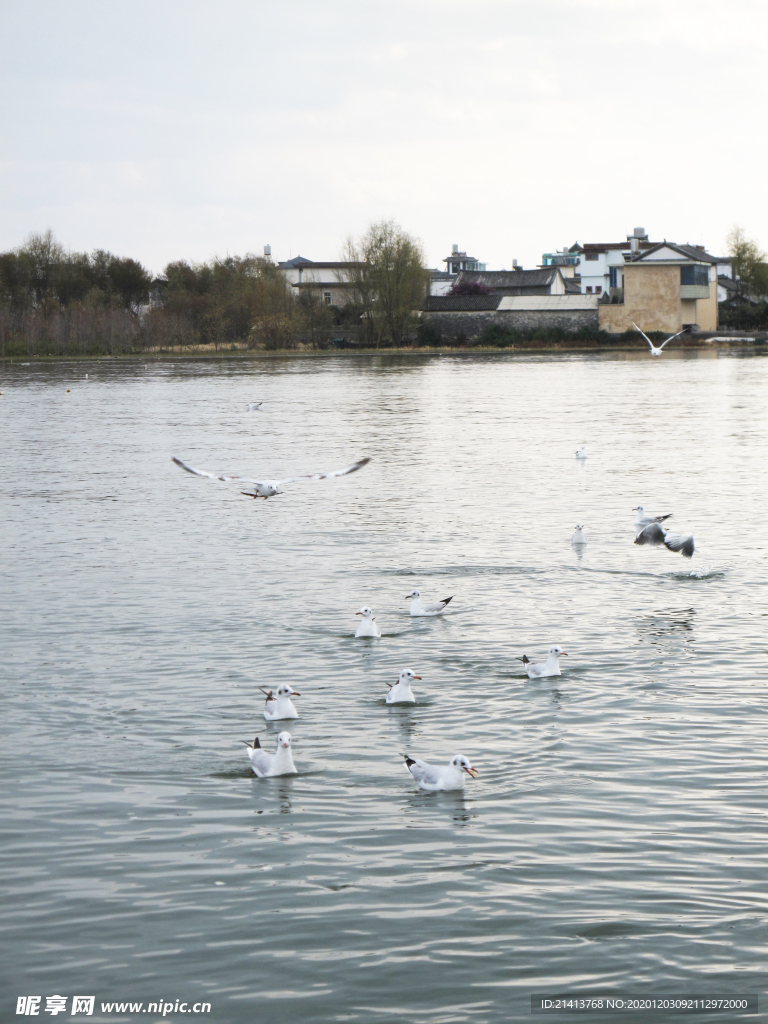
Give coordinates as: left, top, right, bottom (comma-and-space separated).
595, 285, 602, 294
585, 286, 593, 293
323, 291, 332, 304
680, 265, 708, 287
585, 253, 599, 261
609, 267, 618, 289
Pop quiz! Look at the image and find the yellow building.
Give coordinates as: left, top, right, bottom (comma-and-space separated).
599, 242, 720, 334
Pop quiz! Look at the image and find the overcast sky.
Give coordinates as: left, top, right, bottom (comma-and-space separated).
1, 0, 767, 275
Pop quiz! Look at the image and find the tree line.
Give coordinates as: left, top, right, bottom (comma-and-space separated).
0, 222, 429, 357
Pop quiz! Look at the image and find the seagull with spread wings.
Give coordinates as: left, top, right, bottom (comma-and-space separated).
172, 455, 370, 499
633, 322, 686, 357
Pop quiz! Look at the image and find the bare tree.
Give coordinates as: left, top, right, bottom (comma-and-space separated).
343, 221, 428, 347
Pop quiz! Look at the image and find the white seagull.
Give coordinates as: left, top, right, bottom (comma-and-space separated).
576, 445, 587, 459
634, 522, 695, 558
260, 684, 300, 721
386, 669, 420, 704
633, 322, 686, 357
402, 753, 478, 792
405, 590, 454, 617
172, 455, 370, 499
633, 505, 673, 531
246, 402, 263, 411
355, 606, 381, 638
242, 731, 297, 777
517, 645, 568, 678
571, 524, 587, 545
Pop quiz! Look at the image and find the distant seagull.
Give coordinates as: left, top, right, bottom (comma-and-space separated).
242, 731, 297, 777
246, 402, 262, 411
355, 606, 381, 638
260, 684, 300, 721
633, 322, 686, 357
405, 590, 454, 617
386, 669, 420, 704
634, 522, 695, 558
402, 752, 478, 792
633, 506, 673, 531
517, 645, 568, 678
576, 445, 587, 459
571, 524, 587, 546
172, 455, 370, 499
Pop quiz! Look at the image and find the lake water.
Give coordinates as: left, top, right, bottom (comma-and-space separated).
2, 350, 768, 1024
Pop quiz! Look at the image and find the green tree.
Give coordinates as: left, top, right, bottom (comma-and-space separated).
343, 221, 428, 347
726, 226, 768, 297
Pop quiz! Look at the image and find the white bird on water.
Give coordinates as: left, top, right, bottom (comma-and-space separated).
386, 669, 420, 704
576, 445, 587, 459
260, 684, 300, 721
242, 731, 297, 777
402, 752, 478, 792
172, 455, 370, 499
355, 606, 381, 638
517, 645, 568, 678
571, 524, 587, 545
633, 505, 673, 531
633, 322, 686, 357
634, 522, 695, 558
246, 402, 262, 411
405, 590, 454, 617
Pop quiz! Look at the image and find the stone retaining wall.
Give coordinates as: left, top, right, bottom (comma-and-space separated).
421, 308, 599, 342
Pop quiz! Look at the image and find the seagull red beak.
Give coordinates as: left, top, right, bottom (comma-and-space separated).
464, 766, 478, 778
560, 652, 568, 656
291, 691, 301, 696
413, 675, 421, 680
355, 611, 362, 615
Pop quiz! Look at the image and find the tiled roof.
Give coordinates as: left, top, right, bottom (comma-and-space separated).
455, 269, 557, 288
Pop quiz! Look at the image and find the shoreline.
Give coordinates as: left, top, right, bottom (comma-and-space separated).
2, 336, 766, 363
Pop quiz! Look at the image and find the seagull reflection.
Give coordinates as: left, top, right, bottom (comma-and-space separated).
387, 703, 419, 742
402, 789, 473, 826
637, 607, 695, 645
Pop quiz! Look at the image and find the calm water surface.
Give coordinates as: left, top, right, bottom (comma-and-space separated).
2, 351, 768, 1023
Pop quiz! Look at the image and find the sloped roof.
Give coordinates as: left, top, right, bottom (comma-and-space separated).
631, 242, 722, 264
277, 256, 314, 267
455, 269, 558, 288
423, 294, 503, 311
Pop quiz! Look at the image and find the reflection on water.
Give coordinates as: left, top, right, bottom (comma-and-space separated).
2, 352, 768, 1023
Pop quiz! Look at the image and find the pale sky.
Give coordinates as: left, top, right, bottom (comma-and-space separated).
1, 0, 767, 275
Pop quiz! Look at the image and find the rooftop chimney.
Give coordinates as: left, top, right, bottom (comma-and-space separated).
630, 237, 639, 253
452, 244, 459, 254
512, 259, 521, 270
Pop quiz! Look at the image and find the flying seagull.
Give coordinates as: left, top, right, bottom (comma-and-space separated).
172, 455, 370, 499
246, 402, 263, 411
634, 522, 695, 558
402, 752, 477, 792
633, 322, 686, 357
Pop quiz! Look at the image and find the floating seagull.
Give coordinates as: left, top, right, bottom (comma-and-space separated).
172, 455, 370, 499
633, 505, 673, 531
246, 402, 262, 411
517, 645, 568, 678
386, 669, 420, 704
242, 731, 297, 777
402, 753, 477, 792
571, 524, 587, 545
260, 684, 300, 721
405, 590, 454, 617
633, 322, 686, 357
634, 522, 695, 558
355, 606, 381, 638
576, 445, 587, 459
